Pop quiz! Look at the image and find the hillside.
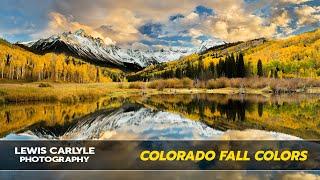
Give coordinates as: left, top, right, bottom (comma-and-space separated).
0, 39, 125, 83
128, 29, 320, 81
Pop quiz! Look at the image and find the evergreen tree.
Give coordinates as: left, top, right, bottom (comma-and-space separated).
175, 67, 182, 78
186, 61, 193, 78
230, 54, 236, 78
257, 59, 263, 77
237, 53, 245, 77
209, 62, 215, 79
197, 58, 204, 80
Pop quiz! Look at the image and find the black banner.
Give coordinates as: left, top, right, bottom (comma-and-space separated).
0, 141, 319, 170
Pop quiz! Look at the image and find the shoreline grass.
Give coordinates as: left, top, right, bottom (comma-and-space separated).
1, 77, 320, 104
123, 77, 320, 92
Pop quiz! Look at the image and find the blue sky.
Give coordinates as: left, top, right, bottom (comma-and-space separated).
0, 0, 319, 48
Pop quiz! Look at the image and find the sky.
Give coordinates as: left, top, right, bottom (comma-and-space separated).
0, 0, 319, 49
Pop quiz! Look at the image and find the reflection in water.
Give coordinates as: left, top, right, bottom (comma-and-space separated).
0, 97, 125, 137
4, 104, 301, 140
1, 93, 320, 139
132, 94, 320, 139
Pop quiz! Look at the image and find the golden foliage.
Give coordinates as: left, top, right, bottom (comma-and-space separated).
0, 40, 124, 83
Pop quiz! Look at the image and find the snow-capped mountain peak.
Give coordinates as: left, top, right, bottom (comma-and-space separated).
197, 39, 226, 53
25, 29, 226, 70
30, 29, 152, 69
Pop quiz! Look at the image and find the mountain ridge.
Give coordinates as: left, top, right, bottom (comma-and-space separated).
20, 29, 225, 70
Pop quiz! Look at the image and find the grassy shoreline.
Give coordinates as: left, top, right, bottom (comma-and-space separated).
1, 80, 320, 104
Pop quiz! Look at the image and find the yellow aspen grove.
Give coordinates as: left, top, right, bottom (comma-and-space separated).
0, 39, 124, 83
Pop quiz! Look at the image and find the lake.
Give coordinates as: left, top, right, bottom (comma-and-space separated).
1, 93, 320, 140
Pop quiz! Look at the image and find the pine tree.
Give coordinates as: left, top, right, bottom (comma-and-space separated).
209, 62, 215, 79
230, 54, 236, 78
237, 53, 245, 77
186, 61, 193, 78
197, 59, 204, 80
175, 67, 182, 78
257, 59, 263, 77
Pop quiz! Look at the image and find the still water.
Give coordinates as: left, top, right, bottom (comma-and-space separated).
1, 94, 320, 140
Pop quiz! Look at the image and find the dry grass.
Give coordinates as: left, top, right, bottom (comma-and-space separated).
0, 82, 120, 104
1, 77, 320, 104
207, 78, 230, 89
206, 77, 320, 92
128, 81, 146, 89
125, 77, 320, 92
147, 78, 193, 90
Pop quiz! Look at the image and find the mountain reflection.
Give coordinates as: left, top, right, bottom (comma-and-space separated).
1, 94, 320, 139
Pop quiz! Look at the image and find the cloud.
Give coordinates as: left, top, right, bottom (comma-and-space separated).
31, 12, 116, 44
3, 0, 319, 45
96, 8, 143, 45
169, 14, 185, 22
279, 0, 311, 4
138, 23, 163, 38
295, 5, 320, 26
200, 1, 278, 42
131, 42, 150, 50
189, 28, 204, 38
272, 10, 291, 27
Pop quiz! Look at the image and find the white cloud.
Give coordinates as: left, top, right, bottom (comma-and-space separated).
30, 0, 320, 46
131, 42, 150, 50
97, 8, 143, 45
200, 1, 278, 42
273, 11, 291, 27
31, 12, 116, 45
189, 28, 203, 38
279, 0, 311, 4
295, 5, 320, 26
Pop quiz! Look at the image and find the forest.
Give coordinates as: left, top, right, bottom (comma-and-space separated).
128, 28, 320, 82
0, 39, 125, 83
127, 52, 266, 81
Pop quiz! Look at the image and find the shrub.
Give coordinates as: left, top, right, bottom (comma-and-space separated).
0, 90, 7, 96
38, 83, 52, 88
206, 78, 229, 89
0, 97, 5, 104
181, 78, 193, 88
118, 83, 125, 89
128, 82, 146, 89
147, 78, 194, 89
165, 78, 181, 88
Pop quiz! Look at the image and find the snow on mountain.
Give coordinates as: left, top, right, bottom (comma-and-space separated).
30, 29, 152, 69
150, 47, 195, 62
17, 40, 37, 47
3, 104, 301, 140
196, 38, 226, 53
59, 104, 302, 140
61, 104, 221, 140
3, 104, 302, 140
28, 29, 226, 69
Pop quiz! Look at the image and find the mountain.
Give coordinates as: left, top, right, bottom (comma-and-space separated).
128, 28, 320, 81
24, 29, 225, 70
196, 38, 227, 53
2, 104, 301, 140
29, 29, 150, 70
0, 38, 125, 83
17, 40, 37, 47
61, 104, 221, 140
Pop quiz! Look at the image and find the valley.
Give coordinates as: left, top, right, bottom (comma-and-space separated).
0, 28, 320, 140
